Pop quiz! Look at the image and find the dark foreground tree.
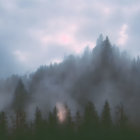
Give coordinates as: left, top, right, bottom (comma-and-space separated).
0, 101, 139, 140
0, 112, 8, 139
11, 110, 29, 140
83, 101, 99, 128
81, 101, 99, 139
101, 101, 112, 129
12, 79, 28, 111
116, 104, 128, 129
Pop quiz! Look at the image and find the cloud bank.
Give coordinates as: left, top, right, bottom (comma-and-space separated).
0, 0, 140, 77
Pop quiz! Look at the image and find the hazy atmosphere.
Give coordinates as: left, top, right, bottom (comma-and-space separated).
0, 1, 140, 140
0, 0, 140, 77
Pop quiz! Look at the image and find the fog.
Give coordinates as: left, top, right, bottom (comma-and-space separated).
0, 35, 140, 123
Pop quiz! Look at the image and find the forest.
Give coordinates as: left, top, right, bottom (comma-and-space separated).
0, 100, 140, 140
0, 35, 140, 139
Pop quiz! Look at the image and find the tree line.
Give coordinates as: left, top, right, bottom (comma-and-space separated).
0, 101, 139, 140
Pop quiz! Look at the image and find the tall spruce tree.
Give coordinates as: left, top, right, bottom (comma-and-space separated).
83, 101, 99, 128
12, 79, 28, 112
101, 101, 112, 129
116, 104, 128, 128
12, 110, 28, 140
0, 112, 8, 139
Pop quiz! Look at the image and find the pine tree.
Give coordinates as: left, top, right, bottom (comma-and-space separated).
101, 101, 112, 129
83, 101, 99, 128
65, 104, 72, 125
75, 111, 82, 130
47, 107, 59, 139
116, 104, 128, 128
34, 107, 46, 140
48, 107, 58, 127
64, 104, 74, 139
12, 79, 28, 112
12, 110, 28, 140
96, 34, 104, 45
0, 112, 8, 139
34, 107, 44, 131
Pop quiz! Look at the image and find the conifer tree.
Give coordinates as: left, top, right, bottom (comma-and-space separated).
101, 101, 112, 129
75, 111, 82, 131
34, 107, 44, 131
83, 101, 99, 128
12, 79, 28, 111
116, 104, 128, 128
0, 112, 8, 139
12, 110, 28, 140
34, 107, 46, 140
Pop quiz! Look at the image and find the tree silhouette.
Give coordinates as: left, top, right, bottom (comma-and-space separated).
0, 102, 138, 140
48, 107, 58, 127
33, 107, 47, 140
34, 107, 44, 130
12, 79, 28, 112
12, 110, 28, 140
75, 111, 82, 131
81, 101, 99, 139
96, 34, 103, 45
0, 112, 8, 139
101, 101, 112, 129
116, 104, 128, 128
83, 101, 99, 128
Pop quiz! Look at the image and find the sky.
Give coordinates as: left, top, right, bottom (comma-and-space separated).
0, 0, 140, 78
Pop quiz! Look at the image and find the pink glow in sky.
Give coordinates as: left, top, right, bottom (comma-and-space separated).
0, 0, 140, 77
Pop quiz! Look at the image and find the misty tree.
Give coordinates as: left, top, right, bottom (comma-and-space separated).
116, 104, 128, 128
83, 101, 99, 127
47, 107, 60, 139
75, 111, 82, 131
60, 104, 74, 139
102, 36, 113, 66
96, 34, 103, 45
66, 104, 72, 124
33, 107, 47, 140
34, 107, 44, 131
62, 104, 73, 131
12, 110, 28, 140
12, 79, 28, 112
101, 101, 112, 129
82, 101, 99, 139
0, 112, 8, 139
48, 107, 58, 127
48, 107, 59, 134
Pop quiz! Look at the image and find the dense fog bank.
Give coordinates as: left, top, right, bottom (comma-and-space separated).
0, 35, 140, 123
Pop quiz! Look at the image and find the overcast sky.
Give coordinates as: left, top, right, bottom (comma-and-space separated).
0, 0, 140, 77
